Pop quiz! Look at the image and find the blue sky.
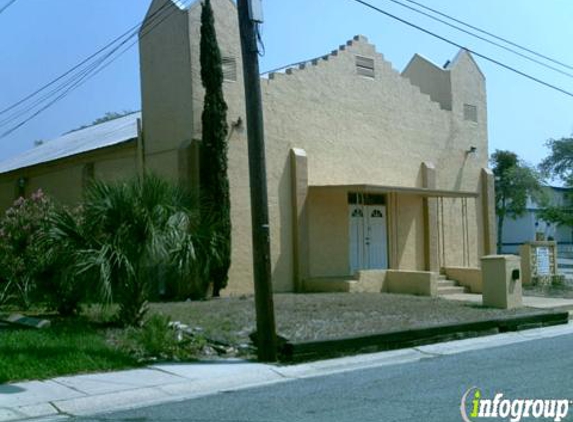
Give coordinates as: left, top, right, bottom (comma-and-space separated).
1, 0, 573, 171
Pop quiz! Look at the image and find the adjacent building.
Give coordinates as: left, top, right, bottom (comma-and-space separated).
501, 186, 573, 256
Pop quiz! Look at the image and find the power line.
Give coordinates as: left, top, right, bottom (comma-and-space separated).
402, 0, 573, 73
0, 0, 173, 117
349, 0, 573, 99
0, 0, 187, 139
380, 0, 573, 80
0, 27, 140, 127
0, 23, 140, 117
0, 0, 17, 16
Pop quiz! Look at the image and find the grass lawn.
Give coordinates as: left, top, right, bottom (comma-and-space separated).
0, 317, 139, 384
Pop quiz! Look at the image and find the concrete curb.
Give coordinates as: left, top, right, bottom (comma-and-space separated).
279, 310, 569, 362
1, 318, 572, 422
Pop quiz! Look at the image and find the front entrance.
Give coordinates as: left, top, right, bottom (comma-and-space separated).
349, 193, 389, 274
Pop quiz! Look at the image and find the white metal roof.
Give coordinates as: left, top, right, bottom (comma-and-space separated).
171, 0, 191, 10
0, 112, 141, 175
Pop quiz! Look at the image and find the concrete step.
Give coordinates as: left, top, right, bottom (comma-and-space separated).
438, 286, 468, 295
438, 279, 457, 287
437, 274, 447, 281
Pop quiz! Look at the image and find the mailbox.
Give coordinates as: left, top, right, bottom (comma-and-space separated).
481, 255, 523, 309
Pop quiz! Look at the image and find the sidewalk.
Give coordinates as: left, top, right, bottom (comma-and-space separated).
443, 292, 573, 312
2, 322, 573, 422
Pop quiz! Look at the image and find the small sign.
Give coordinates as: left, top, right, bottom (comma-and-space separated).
535, 247, 551, 276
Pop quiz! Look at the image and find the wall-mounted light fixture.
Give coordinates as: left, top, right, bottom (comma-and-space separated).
467, 146, 477, 154
232, 117, 243, 129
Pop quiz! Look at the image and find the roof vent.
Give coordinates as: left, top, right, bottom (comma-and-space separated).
356, 56, 375, 78
222, 57, 237, 82
463, 104, 478, 122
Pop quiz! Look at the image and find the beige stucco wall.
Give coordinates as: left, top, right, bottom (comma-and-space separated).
139, 0, 194, 156
0, 143, 138, 210
386, 270, 438, 297
307, 189, 349, 277
402, 54, 452, 111
393, 194, 425, 270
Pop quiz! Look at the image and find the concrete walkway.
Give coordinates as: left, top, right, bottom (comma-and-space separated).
3, 322, 573, 422
443, 292, 573, 310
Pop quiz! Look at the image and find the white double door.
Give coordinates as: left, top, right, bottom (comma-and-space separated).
349, 204, 388, 274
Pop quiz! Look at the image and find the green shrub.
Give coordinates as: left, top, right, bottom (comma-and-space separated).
0, 190, 83, 315
119, 314, 206, 361
125, 314, 179, 358
50, 174, 219, 326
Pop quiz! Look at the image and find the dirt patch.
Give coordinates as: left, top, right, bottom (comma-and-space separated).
151, 293, 545, 345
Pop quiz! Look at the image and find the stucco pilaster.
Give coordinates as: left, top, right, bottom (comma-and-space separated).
481, 167, 497, 256
290, 148, 309, 292
422, 162, 439, 271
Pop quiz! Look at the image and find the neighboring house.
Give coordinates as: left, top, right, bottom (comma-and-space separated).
501, 186, 573, 256
0, 0, 495, 295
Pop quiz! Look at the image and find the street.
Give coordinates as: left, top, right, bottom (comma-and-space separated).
68, 332, 573, 422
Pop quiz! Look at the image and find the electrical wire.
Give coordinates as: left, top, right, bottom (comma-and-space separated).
402, 0, 573, 73
0, 0, 188, 139
0, 21, 141, 116
260, 55, 323, 76
380, 0, 573, 80
349, 0, 573, 99
0, 0, 16, 16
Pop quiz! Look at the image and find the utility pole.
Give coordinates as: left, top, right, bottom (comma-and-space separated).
237, 0, 278, 362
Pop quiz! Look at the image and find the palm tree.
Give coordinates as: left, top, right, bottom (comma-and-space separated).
50, 174, 218, 326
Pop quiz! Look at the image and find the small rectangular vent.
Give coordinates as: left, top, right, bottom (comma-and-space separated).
463, 104, 478, 122
222, 57, 237, 82
356, 56, 375, 78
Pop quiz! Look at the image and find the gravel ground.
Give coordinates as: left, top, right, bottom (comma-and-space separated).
151, 293, 545, 345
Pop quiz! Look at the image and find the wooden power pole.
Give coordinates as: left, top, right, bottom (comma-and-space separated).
237, 0, 278, 362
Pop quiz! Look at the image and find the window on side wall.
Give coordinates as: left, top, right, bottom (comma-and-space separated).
463, 104, 478, 123
15, 177, 26, 199
222, 57, 237, 82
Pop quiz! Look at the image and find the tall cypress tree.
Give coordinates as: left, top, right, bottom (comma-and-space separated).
200, 0, 231, 296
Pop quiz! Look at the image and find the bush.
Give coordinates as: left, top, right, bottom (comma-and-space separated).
0, 190, 83, 315
38, 206, 85, 316
119, 314, 206, 361
51, 174, 219, 326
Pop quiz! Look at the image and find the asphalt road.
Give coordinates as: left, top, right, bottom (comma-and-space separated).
70, 334, 573, 422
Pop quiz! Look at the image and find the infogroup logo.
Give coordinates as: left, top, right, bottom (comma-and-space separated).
460, 387, 571, 422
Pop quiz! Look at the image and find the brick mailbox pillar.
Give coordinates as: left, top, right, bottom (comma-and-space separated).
481, 255, 523, 309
